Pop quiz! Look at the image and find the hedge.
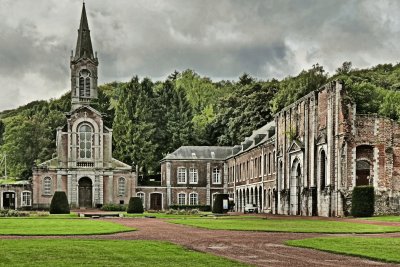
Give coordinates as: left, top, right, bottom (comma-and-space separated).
168, 205, 211, 212
212, 194, 229, 214
49, 191, 70, 214
127, 197, 144, 214
351, 186, 375, 217
101, 203, 127, 211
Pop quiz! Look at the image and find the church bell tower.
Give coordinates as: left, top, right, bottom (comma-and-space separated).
71, 3, 99, 110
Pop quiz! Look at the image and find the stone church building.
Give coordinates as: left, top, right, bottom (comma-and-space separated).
1, 3, 399, 216
31, 4, 135, 209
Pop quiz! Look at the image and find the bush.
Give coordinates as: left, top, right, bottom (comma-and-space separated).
101, 203, 127, 211
0, 210, 30, 217
49, 191, 70, 214
212, 194, 229, 214
127, 197, 144, 214
168, 205, 211, 211
351, 186, 375, 217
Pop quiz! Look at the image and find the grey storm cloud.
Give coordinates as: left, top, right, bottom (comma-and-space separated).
0, 0, 399, 110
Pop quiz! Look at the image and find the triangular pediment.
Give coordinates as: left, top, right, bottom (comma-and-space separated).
69, 105, 102, 117
288, 139, 304, 153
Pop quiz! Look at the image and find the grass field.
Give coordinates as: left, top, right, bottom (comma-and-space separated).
286, 237, 400, 263
170, 218, 400, 233
364, 216, 400, 222
0, 218, 133, 235
0, 239, 248, 266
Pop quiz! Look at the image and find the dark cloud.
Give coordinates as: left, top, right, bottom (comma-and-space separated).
0, 0, 399, 110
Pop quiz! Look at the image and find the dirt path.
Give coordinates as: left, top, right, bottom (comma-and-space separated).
1, 217, 399, 267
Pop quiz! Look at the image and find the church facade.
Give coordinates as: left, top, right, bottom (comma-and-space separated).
31, 4, 135, 209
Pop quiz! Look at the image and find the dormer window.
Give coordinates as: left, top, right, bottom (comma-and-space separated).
79, 69, 91, 97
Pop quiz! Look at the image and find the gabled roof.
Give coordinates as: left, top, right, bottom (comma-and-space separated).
74, 3, 95, 60
162, 146, 233, 161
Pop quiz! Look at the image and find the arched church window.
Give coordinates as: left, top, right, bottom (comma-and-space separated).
320, 150, 326, 190
79, 124, 92, 159
79, 69, 91, 97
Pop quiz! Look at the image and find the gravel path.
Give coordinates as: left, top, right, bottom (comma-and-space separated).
1, 216, 399, 267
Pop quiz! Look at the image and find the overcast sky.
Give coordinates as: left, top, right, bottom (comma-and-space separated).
0, 0, 399, 110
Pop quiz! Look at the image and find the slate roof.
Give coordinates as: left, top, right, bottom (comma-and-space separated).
162, 146, 234, 161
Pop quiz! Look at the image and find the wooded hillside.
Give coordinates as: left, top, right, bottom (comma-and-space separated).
1, 62, 400, 179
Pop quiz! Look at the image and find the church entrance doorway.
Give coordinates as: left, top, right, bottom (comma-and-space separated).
79, 177, 92, 208
3, 192, 15, 209
150, 193, 162, 210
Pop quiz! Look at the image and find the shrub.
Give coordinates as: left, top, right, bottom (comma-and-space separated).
212, 194, 229, 214
0, 210, 30, 217
351, 186, 375, 217
127, 197, 144, 214
101, 203, 127, 211
168, 205, 211, 211
49, 191, 70, 214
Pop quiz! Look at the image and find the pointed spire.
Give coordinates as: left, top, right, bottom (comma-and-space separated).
74, 2, 94, 60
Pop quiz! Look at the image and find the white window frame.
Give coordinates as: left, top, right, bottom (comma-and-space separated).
136, 192, 145, 207
189, 168, 198, 184
21, 191, 31, 206
177, 167, 187, 184
178, 192, 186, 205
212, 168, 221, 184
118, 177, 126, 196
78, 123, 93, 160
43, 177, 52, 195
189, 192, 198, 205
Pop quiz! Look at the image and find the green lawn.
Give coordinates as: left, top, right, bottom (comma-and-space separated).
0, 218, 133, 235
170, 218, 400, 233
287, 237, 400, 263
0, 239, 248, 266
364, 216, 400, 222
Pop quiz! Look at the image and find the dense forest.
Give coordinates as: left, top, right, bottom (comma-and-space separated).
2, 62, 400, 179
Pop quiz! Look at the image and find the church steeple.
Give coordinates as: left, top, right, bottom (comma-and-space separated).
70, 3, 99, 110
74, 3, 94, 60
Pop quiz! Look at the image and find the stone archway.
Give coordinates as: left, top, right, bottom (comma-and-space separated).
78, 177, 92, 208
290, 159, 301, 215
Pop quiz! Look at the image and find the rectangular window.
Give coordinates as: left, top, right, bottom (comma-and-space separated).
22, 192, 31, 206
178, 193, 186, 205
264, 154, 267, 175
189, 193, 198, 205
212, 168, 221, 184
268, 153, 272, 174
177, 167, 187, 184
189, 168, 198, 184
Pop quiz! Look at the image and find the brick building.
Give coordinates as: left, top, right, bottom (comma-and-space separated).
163, 81, 400, 216
31, 3, 135, 209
